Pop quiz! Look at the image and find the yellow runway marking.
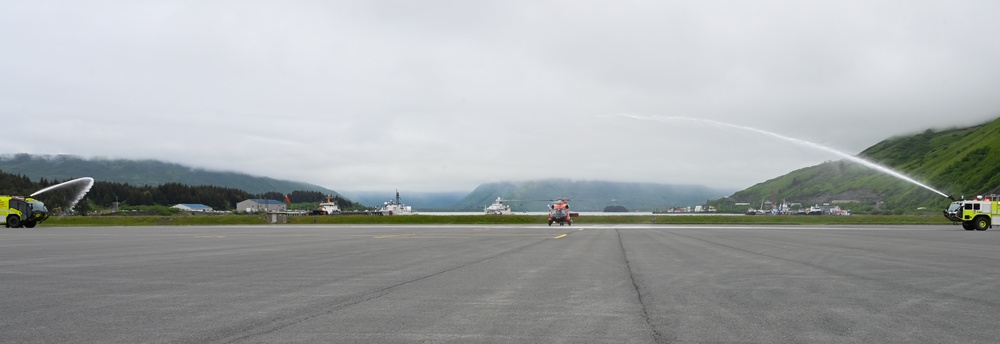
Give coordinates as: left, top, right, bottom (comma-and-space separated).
554, 234, 568, 239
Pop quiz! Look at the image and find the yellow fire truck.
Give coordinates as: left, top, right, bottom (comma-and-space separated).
1, 196, 50, 228
944, 194, 999, 231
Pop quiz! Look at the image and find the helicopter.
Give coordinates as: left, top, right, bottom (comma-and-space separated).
481, 196, 580, 225
546, 198, 576, 226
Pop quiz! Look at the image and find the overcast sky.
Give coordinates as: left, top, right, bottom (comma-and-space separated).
3, 1, 999, 193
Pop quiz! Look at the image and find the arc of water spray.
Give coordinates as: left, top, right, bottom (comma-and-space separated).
30, 177, 95, 211
617, 114, 950, 198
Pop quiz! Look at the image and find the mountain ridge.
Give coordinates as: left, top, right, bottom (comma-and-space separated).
13, 114, 994, 216
712, 116, 1000, 214
0, 154, 733, 211
455, 179, 735, 212
0, 154, 339, 196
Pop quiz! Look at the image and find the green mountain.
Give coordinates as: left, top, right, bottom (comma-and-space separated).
0, 154, 338, 195
714, 117, 1000, 214
455, 179, 735, 212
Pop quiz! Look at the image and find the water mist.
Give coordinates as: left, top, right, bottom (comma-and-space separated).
30, 177, 95, 212
619, 114, 950, 198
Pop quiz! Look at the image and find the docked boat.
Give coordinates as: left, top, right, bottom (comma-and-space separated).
484, 197, 513, 215
313, 196, 342, 215
377, 191, 415, 215
807, 205, 824, 215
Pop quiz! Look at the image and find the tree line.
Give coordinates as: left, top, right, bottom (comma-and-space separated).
0, 170, 364, 212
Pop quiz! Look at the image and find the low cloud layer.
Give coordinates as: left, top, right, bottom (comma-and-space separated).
3, 1, 998, 192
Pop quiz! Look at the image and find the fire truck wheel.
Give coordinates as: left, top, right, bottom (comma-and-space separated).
6, 216, 20, 228
974, 216, 990, 231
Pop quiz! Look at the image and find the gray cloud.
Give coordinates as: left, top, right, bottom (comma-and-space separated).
2, 0, 998, 192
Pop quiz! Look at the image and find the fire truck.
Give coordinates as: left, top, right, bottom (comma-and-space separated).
944, 194, 999, 231
1, 196, 50, 228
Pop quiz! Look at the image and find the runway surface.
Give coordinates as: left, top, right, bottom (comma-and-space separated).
1, 224, 998, 343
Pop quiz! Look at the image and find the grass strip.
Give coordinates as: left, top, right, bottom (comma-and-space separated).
35, 214, 951, 227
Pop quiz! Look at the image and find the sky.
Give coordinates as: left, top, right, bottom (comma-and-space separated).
3, 1, 999, 193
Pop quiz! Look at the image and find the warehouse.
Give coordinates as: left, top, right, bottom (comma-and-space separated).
236, 199, 286, 213
171, 204, 214, 212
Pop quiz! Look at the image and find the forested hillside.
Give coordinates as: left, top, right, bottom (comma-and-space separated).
0, 154, 337, 195
0, 171, 362, 213
713, 117, 1000, 214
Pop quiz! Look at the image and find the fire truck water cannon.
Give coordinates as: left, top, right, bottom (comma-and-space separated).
944, 194, 1000, 231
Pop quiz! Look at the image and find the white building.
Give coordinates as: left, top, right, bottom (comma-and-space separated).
236, 199, 286, 213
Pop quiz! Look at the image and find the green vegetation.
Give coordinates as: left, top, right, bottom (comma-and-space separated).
35, 213, 948, 227
0, 154, 337, 195
0, 170, 367, 214
119, 205, 181, 216
712, 117, 1000, 214
4, 117, 999, 216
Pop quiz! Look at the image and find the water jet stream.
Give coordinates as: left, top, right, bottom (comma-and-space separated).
30, 177, 95, 211
619, 114, 950, 198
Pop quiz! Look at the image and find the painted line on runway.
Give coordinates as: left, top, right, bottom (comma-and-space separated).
586, 224, 946, 231
374, 234, 417, 238
554, 234, 568, 239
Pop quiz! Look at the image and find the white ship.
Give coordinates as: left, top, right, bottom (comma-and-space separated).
314, 196, 341, 215
378, 190, 415, 215
484, 197, 513, 215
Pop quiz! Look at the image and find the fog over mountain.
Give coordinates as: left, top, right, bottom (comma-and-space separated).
3, 1, 998, 193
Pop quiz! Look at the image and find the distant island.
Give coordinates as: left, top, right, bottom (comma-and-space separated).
603, 205, 629, 212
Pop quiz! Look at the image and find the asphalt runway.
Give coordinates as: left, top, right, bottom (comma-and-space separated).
1, 224, 998, 343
